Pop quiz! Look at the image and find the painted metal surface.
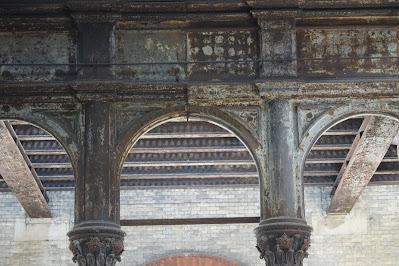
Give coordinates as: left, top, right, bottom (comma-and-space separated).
329, 116, 399, 213
1, 1, 399, 265
0, 121, 51, 218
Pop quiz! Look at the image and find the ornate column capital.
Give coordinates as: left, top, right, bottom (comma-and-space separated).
68, 221, 125, 266
255, 217, 312, 266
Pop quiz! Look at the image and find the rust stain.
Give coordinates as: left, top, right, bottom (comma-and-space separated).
297, 28, 399, 77
187, 30, 257, 81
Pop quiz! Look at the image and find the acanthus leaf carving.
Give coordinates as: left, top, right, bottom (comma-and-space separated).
255, 217, 312, 266
69, 237, 124, 266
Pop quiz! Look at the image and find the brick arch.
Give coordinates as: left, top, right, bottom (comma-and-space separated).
147, 254, 239, 266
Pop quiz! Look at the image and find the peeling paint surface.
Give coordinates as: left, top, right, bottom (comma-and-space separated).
304, 0, 399, 7
297, 28, 399, 77
2, 2, 399, 265
329, 116, 399, 213
0, 33, 73, 82
187, 30, 258, 81
114, 30, 186, 81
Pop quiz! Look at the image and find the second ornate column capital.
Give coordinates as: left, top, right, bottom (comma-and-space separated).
255, 217, 312, 266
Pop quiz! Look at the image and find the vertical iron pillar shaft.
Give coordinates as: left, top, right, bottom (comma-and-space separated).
256, 100, 312, 266
68, 102, 125, 266
67, 13, 124, 265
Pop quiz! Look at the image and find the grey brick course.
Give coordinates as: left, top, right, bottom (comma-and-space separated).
0, 184, 398, 265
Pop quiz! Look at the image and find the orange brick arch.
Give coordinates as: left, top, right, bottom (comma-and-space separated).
147, 254, 239, 266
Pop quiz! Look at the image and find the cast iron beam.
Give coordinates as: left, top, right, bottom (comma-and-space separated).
0, 121, 51, 218
329, 116, 399, 213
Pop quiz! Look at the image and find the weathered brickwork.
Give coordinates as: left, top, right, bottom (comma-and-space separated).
0, 185, 398, 265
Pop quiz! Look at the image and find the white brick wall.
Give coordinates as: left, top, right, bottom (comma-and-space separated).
0, 184, 398, 265
120, 186, 261, 219
304, 185, 399, 266
121, 224, 260, 266
0, 191, 74, 266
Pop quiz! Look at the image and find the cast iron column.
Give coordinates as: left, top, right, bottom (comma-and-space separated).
68, 102, 125, 265
67, 10, 124, 265
253, 10, 312, 266
255, 100, 312, 266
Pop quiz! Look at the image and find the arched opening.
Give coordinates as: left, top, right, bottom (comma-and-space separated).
0, 119, 75, 265
302, 114, 399, 264
119, 116, 261, 265
121, 117, 259, 187
303, 114, 399, 189
0, 119, 75, 190
147, 254, 239, 266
